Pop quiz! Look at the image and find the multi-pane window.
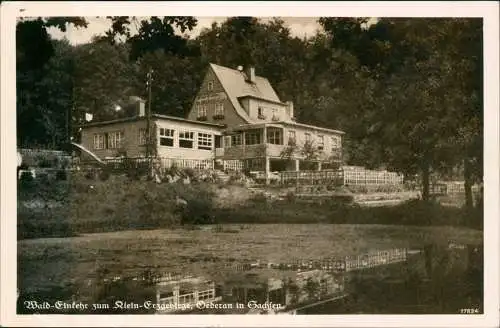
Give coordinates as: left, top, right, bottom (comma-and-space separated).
93, 134, 105, 150
267, 128, 283, 145
159, 291, 174, 300
198, 133, 213, 150
257, 107, 265, 119
179, 131, 194, 148
178, 293, 195, 304
331, 135, 341, 149
271, 108, 279, 121
207, 81, 214, 91
138, 128, 147, 145
317, 135, 325, 150
159, 128, 174, 147
224, 136, 231, 148
158, 291, 175, 305
197, 104, 207, 119
198, 289, 215, 301
231, 134, 242, 146
288, 130, 296, 145
107, 131, 123, 149
305, 133, 312, 143
214, 103, 224, 116
245, 131, 261, 145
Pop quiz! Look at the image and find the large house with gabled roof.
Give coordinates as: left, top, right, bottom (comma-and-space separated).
79, 63, 345, 180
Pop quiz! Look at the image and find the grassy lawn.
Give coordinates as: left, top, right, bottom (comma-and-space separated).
18, 224, 482, 304
17, 174, 482, 240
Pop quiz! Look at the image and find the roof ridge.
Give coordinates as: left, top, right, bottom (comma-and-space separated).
209, 63, 268, 80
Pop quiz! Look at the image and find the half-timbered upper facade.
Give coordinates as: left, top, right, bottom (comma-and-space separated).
187, 64, 344, 171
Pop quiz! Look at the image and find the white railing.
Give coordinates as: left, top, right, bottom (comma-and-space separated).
159, 158, 214, 170
101, 157, 214, 170
223, 160, 244, 172
342, 167, 404, 186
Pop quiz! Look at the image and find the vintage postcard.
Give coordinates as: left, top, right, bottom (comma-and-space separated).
1, 1, 499, 327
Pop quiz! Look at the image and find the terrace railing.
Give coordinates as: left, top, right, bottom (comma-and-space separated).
100, 157, 214, 171
280, 170, 344, 186
159, 158, 214, 170
343, 167, 404, 186
223, 160, 245, 172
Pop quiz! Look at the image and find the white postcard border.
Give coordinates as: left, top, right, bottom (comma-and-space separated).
1, 2, 499, 327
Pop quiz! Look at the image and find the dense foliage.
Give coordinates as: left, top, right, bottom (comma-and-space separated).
16, 16, 483, 204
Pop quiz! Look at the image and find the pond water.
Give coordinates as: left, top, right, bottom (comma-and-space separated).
17, 243, 482, 315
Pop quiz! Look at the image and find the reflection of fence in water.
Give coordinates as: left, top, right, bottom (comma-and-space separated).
225, 248, 409, 273
344, 248, 408, 272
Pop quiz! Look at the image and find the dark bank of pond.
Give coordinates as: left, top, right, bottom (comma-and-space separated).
17, 243, 483, 315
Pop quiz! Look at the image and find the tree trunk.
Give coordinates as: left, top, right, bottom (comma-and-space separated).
464, 158, 473, 209
421, 164, 430, 202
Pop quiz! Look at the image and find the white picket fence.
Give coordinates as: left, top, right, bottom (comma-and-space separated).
223, 160, 245, 172
342, 166, 404, 186
159, 158, 214, 170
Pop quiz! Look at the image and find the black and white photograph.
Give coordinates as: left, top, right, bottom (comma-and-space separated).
1, 1, 499, 327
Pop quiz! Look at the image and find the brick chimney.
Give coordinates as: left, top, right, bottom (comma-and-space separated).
286, 101, 294, 119
245, 66, 256, 83
130, 96, 146, 117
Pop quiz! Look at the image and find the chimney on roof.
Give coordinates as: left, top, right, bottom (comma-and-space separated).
130, 96, 146, 117
245, 66, 256, 83
286, 101, 294, 119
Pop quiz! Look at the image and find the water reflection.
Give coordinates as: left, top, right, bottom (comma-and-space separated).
17, 244, 483, 315
152, 269, 347, 314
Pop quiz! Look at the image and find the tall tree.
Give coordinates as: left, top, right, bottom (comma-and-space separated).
103, 16, 199, 60
72, 40, 138, 122
132, 51, 206, 117
16, 17, 88, 148
336, 18, 483, 201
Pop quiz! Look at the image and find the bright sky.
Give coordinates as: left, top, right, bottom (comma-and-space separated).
48, 17, 326, 45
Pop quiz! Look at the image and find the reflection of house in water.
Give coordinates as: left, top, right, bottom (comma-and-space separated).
155, 275, 222, 314
150, 246, 481, 315
220, 269, 346, 314
153, 269, 346, 314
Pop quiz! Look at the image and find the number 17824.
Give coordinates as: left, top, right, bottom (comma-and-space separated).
460, 308, 480, 314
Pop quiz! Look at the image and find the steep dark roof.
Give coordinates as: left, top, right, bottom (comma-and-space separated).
209, 63, 284, 123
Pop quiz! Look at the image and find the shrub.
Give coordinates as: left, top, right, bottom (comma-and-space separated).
84, 169, 97, 180
37, 171, 51, 185
182, 167, 196, 179
34, 154, 54, 168
58, 156, 71, 169
18, 173, 220, 238
19, 170, 34, 183
166, 164, 180, 176
174, 183, 216, 225
120, 158, 149, 180
55, 170, 68, 181
250, 192, 268, 204
227, 171, 250, 185
99, 168, 111, 181
285, 191, 296, 203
